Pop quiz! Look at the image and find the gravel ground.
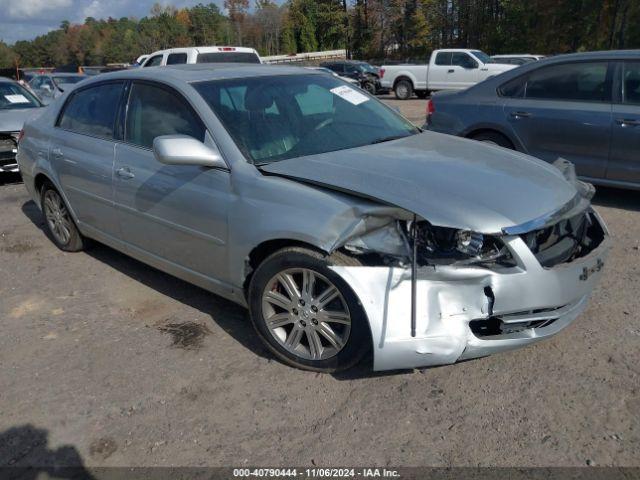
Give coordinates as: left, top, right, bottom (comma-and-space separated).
0, 98, 638, 470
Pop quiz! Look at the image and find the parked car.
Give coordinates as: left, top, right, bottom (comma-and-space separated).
491, 54, 545, 66
380, 49, 516, 99
17, 65, 610, 372
29, 73, 86, 105
0, 77, 44, 173
305, 67, 360, 86
320, 60, 382, 94
425, 50, 640, 190
141, 46, 261, 67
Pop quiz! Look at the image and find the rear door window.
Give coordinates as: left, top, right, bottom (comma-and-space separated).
524, 62, 609, 102
435, 52, 452, 66
125, 82, 205, 149
166, 53, 188, 65
623, 61, 640, 105
58, 82, 124, 139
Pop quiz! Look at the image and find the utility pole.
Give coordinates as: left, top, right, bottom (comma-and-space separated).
343, 0, 351, 59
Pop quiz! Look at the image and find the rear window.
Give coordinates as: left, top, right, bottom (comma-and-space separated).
525, 62, 609, 102
58, 82, 124, 138
197, 52, 260, 64
623, 61, 640, 105
499, 62, 610, 102
435, 52, 452, 66
167, 53, 188, 65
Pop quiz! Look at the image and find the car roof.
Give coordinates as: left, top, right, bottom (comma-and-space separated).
0, 77, 17, 84
89, 64, 319, 84
540, 50, 640, 61
151, 46, 258, 55
460, 49, 640, 96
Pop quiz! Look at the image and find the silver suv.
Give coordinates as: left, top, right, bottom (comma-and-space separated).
17, 65, 610, 372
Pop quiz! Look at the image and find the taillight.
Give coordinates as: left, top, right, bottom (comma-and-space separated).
379, 68, 385, 79
17, 129, 25, 144
426, 99, 435, 115
426, 99, 435, 125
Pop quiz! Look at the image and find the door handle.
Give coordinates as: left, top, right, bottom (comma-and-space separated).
510, 111, 531, 119
616, 118, 640, 127
116, 167, 135, 179
447, 69, 455, 73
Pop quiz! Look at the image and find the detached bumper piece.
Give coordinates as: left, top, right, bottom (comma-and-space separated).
331, 208, 611, 371
0, 133, 19, 173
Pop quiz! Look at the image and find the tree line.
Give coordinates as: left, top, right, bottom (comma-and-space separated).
1, 0, 639, 69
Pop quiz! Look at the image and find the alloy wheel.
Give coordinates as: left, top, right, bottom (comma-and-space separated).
43, 190, 73, 246
261, 268, 351, 361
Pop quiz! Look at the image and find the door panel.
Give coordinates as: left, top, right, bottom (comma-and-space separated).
51, 132, 117, 234
607, 61, 640, 184
114, 143, 231, 280
114, 80, 232, 282
502, 61, 613, 179
504, 98, 612, 178
51, 81, 124, 236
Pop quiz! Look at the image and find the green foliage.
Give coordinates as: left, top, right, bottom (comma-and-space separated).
2, 0, 640, 68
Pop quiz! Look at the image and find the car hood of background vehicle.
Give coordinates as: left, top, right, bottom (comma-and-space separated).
487, 63, 516, 72
0, 108, 43, 133
260, 131, 577, 234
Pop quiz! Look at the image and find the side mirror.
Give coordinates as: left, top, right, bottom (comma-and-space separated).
153, 135, 227, 169
464, 60, 478, 69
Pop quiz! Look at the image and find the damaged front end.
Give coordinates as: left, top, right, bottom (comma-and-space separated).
328, 176, 610, 371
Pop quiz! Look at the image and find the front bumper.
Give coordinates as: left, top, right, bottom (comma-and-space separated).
331, 210, 611, 371
0, 133, 19, 173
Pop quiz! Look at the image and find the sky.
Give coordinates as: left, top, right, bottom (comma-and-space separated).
0, 0, 229, 44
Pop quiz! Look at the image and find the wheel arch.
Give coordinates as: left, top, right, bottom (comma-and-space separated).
393, 75, 415, 90
463, 125, 523, 151
243, 238, 329, 296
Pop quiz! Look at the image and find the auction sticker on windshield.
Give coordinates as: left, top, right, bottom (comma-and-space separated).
5, 94, 30, 104
330, 85, 369, 105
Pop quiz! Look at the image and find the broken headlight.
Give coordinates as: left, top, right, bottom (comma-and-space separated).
411, 222, 516, 267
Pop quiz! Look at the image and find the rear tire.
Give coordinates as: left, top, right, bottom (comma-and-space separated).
248, 247, 370, 372
470, 131, 514, 149
394, 79, 413, 100
40, 182, 85, 252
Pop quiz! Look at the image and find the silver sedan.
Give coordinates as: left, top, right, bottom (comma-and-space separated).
17, 65, 610, 372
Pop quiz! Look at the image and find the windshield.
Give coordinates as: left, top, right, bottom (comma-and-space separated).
471, 50, 492, 64
0, 82, 41, 109
357, 63, 378, 74
194, 74, 419, 165
52, 75, 85, 88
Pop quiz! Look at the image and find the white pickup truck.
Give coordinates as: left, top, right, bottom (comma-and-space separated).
380, 49, 516, 99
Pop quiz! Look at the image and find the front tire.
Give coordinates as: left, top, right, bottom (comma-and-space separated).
248, 247, 370, 372
394, 79, 413, 100
40, 183, 85, 252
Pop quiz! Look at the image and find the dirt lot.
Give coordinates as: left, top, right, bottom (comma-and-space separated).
1, 98, 639, 469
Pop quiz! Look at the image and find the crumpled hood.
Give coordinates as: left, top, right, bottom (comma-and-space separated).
260, 131, 578, 234
0, 108, 44, 133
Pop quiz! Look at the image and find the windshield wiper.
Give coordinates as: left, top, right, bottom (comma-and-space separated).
369, 134, 411, 145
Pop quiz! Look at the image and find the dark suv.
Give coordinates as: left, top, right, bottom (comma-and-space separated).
320, 60, 383, 94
